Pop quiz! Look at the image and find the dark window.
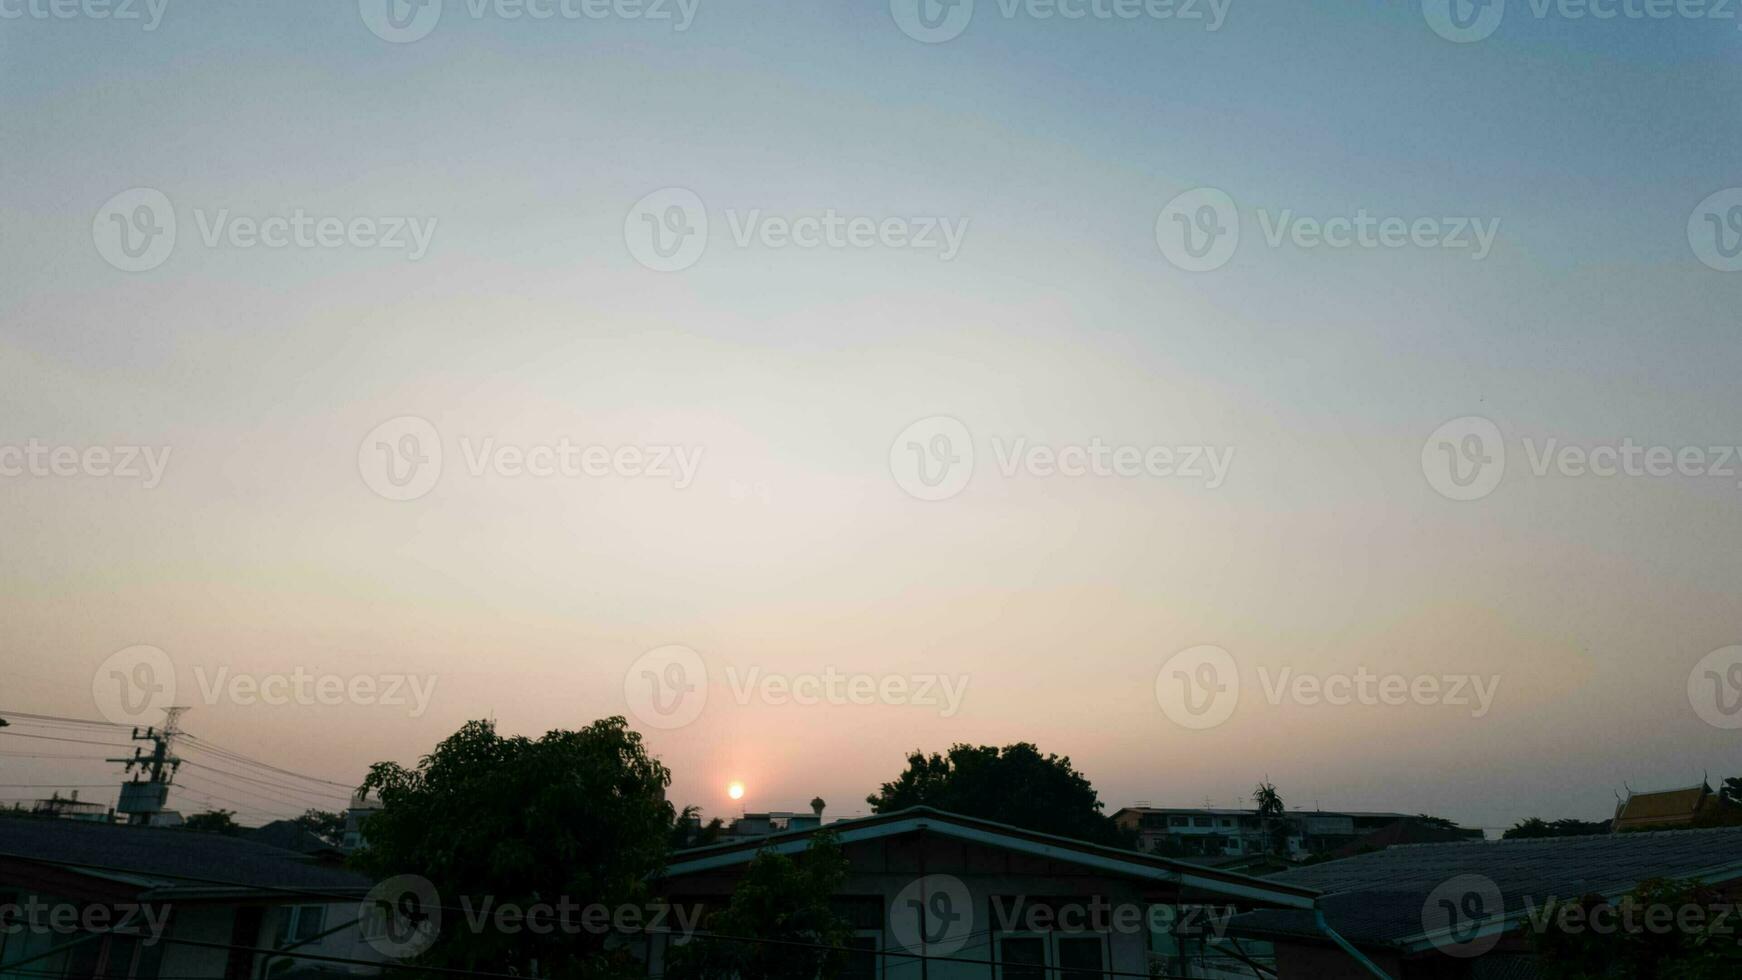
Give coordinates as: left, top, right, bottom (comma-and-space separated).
224, 907, 265, 980
1193, 817, 1212, 827
832, 897, 885, 932
1000, 936, 1046, 980
841, 935, 878, 980
1058, 937, 1105, 979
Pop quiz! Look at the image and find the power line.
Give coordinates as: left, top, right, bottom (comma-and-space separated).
176, 758, 353, 804
0, 732, 134, 749
177, 733, 358, 791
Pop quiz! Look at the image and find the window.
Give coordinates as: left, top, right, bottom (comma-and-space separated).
1192, 817, 1212, 827
1167, 816, 1186, 827
841, 935, 879, 980
276, 905, 327, 946
1217, 819, 1232, 828
998, 936, 1047, 980
1057, 936, 1106, 980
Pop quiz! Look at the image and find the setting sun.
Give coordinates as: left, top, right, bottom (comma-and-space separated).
727, 781, 745, 801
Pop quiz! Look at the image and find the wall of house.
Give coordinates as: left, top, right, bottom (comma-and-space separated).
656, 835, 1195, 979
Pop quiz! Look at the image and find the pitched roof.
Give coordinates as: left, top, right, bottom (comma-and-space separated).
0, 813, 372, 898
665, 806, 1318, 909
1229, 825, 1742, 952
1613, 784, 1712, 827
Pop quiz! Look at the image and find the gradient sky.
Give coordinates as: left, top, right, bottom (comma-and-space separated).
3, 1, 1741, 835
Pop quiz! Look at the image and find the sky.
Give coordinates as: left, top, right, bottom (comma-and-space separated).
2, 0, 1741, 836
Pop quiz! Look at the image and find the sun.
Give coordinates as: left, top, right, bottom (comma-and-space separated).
727, 781, 745, 801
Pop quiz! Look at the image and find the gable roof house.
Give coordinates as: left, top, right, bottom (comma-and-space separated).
1227, 825, 1742, 979
653, 806, 1323, 980
1611, 782, 1724, 832
0, 814, 388, 980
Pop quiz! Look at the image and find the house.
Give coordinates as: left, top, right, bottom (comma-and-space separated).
1611, 782, 1723, 832
0, 813, 388, 980
1226, 825, 1742, 979
1112, 806, 1477, 861
719, 798, 829, 842
651, 805, 1322, 979
28, 793, 111, 824
1326, 818, 1486, 861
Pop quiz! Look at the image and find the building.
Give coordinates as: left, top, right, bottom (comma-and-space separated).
1226, 824, 1742, 978
28, 793, 111, 824
718, 797, 828, 842
1112, 806, 1479, 861
652, 805, 1321, 980
1611, 781, 1723, 832
0, 812, 388, 980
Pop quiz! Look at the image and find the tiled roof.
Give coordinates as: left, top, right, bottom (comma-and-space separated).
1229, 825, 1742, 950
1614, 785, 1709, 825
0, 814, 373, 896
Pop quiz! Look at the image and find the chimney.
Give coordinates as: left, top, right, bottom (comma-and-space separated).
810, 797, 825, 820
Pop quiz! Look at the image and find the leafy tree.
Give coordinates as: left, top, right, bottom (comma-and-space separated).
670, 805, 725, 850
294, 808, 345, 846
1504, 817, 1610, 839
357, 717, 675, 980
1532, 878, 1742, 979
664, 833, 852, 980
866, 743, 1131, 847
1252, 781, 1288, 856
183, 809, 242, 835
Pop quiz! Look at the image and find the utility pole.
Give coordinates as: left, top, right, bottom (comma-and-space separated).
108, 706, 186, 826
